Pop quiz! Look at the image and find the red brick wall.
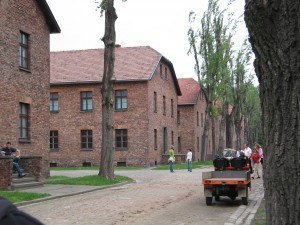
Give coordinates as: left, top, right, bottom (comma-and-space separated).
0, 0, 52, 177
147, 62, 179, 166
50, 84, 102, 167
178, 89, 208, 161
50, 62, 180, 167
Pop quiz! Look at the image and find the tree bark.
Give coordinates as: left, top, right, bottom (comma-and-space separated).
245, 1, 300, 224
99, 0, 117, 179
218, 101, 227, 156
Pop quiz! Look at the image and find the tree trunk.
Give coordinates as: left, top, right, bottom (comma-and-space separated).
226, 113, 233, 148
201, 105, 210, 161
211, 117, 216, 158
99, 0, 117, 179
218, 101, 227, 156
245, 1, 300, 224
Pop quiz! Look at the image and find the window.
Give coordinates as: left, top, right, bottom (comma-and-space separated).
165, 67, 168, 80
171, 99, 174, 117
115, 90, 127, 110
178, 137, 181, 153
177, 111, 180, 124
81, 91, 93, 111
116, 129, 127, 148
160, 64, 163, 78
20, 103, 29, 139
171, 131, 174, 145
154, 129, 157, 149
50, 130, 58, 149
154, 92, 157, 113
163, 95, 166, 115
201, 113, 204, 127
197, 137, 200, 152
81, 130, 93, 149
50, 92, 59, 112
19, 32, 29, 69
197, 111, 199, 126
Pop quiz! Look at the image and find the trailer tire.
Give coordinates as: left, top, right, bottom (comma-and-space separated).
215, 196, 220, 201
206, 197, 213, 206
242, 197, 248, 205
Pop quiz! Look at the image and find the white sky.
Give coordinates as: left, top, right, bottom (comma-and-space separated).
47, 0, 249, 81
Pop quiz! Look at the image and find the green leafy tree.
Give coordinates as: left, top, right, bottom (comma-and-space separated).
188, 0, 234, 158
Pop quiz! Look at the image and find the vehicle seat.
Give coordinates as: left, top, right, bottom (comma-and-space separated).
213, 157, 230, 170
230, 157, 246, 170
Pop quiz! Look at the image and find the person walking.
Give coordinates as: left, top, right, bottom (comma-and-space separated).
1, 142, 26, 178
186, 149, 193, 172
250, 146, 261, 179
257, 144, 264, 166
168, 145, 175, 173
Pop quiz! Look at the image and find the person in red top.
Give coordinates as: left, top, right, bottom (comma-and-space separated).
250, 146, 261, 179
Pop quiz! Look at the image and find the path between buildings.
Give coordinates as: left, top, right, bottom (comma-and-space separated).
18, 167, 264, 225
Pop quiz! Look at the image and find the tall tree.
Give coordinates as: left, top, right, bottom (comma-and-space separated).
231, 40, 252, 149
245, 1, 300, 224
188, 0, 234, 159
98, 0, 118, 179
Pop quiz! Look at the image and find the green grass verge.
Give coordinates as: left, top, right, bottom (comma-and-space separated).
44, 175, 133, 186
152, 161, 213, 170
50, 166, 142, 171
0, 191, 50, 203
251, 199, 266, 225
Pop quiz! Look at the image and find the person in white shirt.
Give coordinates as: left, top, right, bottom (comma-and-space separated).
186, 149, 193, 172
243, 144, 253, 173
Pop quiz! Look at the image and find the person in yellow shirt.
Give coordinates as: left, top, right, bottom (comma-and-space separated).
168, 145, 175, 172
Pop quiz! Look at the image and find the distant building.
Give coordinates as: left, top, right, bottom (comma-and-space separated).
0, 0, 60, 176
49, 46, 181, 167
177, 78, 210, 161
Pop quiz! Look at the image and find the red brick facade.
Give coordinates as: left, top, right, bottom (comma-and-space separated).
49, 47, 181, 167
178, 78, 209, 161
0, 0, 60, 177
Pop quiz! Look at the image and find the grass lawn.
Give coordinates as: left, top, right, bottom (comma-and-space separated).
44, 175, 134, 186
153, 161, 213, 170
0, 191, 50, 203
251, 199, 266, 225
50, 166, 142, 171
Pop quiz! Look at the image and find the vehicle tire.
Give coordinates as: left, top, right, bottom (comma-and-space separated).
242, 197, 248, 205
206, 197, 213, 206
215, 196, 220, 201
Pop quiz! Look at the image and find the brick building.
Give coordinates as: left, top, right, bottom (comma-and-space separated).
177, 78, 211, 161
49, 46, 181, 167
0, 0, 60, 177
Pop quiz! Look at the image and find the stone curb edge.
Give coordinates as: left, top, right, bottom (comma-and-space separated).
16, 180, 136, 208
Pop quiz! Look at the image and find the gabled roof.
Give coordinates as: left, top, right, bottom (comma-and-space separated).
37, 0, 60, 33
178, 78, 201, 105
50, 46, 181, 95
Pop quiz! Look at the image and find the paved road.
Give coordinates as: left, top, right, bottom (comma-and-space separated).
20, 167, 263, 225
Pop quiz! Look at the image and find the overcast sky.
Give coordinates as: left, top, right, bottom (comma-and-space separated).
47, 0, 249, 81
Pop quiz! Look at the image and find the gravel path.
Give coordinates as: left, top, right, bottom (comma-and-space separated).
20, 167, 263, 225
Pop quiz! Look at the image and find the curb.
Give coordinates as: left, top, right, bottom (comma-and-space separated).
224, 183, 264, 225
16, 180, 135, 208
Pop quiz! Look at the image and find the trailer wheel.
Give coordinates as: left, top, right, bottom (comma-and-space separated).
206, 197, 213, 206
242, 197, 248, 205
215, 196, 220, 201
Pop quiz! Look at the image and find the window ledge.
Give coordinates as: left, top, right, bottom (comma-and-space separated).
19, 67, 31, 73
50, 111, 59, 113
50, 148, 59, 152
18, 139, 31, 143
115, 109, 128, 112
80, 148, 93, 151
80, 110, 93, 113
116, 148, 128, 151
